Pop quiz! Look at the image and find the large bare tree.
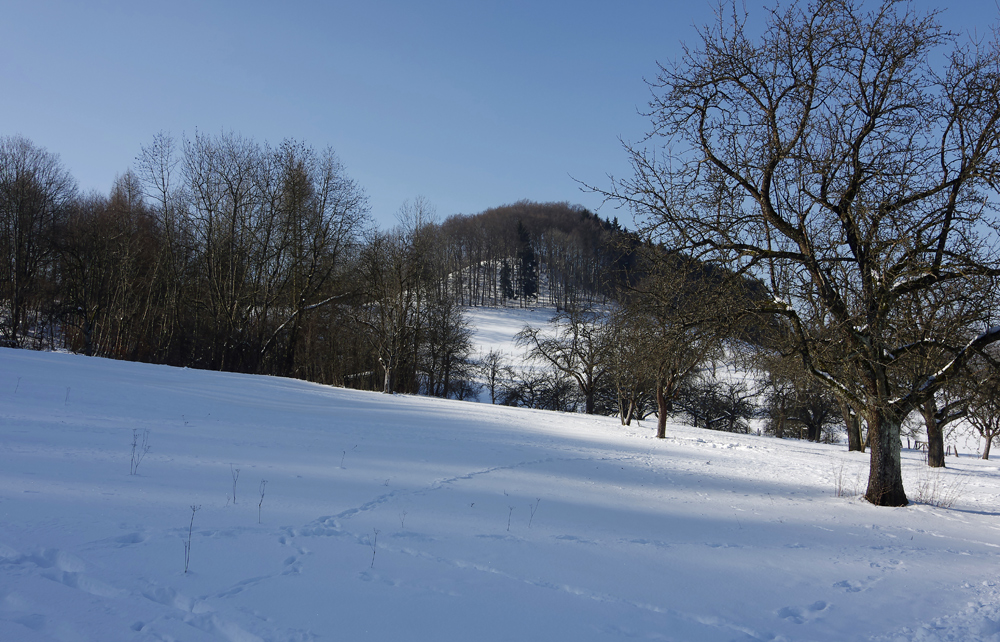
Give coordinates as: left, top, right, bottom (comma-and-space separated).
604, 0, 1000, 505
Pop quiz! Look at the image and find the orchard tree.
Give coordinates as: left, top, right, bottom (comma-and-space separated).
604, 0, 1000, 505
516, 308, 610, 414
626, 251, 731, 439
898, 283, 983, 467
969, 363, 1000, 460
602, 307, 654, 425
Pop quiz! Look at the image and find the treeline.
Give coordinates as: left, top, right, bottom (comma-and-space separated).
0, 132, 629, 393
1, 132, 370, 378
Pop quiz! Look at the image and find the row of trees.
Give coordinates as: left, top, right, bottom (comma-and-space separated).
511, 257, 1000, 468
0, 132, 630, 401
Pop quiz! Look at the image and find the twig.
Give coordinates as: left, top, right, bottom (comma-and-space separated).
528, 498, 541, 528
258, 480, 267, 524
507, 506, 515, 532
130, 429, 151, 475
184, 505, 200, 573
231, 465, 240, 504
368, 528, 380, 568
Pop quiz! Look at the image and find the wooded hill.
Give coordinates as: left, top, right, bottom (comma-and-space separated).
437, 201, 632, 310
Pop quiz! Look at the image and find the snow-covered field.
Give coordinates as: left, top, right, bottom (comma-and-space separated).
2, 335, 1000, 640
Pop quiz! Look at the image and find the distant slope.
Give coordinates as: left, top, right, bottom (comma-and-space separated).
465, 305, 554, 358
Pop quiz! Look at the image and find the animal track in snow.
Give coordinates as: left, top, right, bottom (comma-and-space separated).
777, 600, 830, 624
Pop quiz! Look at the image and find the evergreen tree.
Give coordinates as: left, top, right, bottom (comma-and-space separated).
500, 259, 514, 301
515, 220, 537, 301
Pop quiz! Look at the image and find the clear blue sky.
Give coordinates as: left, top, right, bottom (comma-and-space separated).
0, 1, 986, 228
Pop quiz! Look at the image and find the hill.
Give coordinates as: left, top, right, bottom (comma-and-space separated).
1, 346, 999, 641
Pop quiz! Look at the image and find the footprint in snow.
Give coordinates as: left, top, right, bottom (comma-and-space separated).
834, 579, 865, 593
114, 532, 147, 546
777, 601, 829, 624
834, 574, 881, 593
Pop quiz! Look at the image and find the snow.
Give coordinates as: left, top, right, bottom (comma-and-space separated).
1, 326, 1000, 640
466, 305, 555, 356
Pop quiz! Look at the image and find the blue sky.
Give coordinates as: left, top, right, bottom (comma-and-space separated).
0, 1, 987, 228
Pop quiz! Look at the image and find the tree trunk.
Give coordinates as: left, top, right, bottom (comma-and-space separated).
864, 410, 908, 507
380, 356, 393, 394
82, 316, 94, 357
655, 381, 668, 439
840, 399, 864, 452
984, 435, 993, 460
922, 400, 946, 468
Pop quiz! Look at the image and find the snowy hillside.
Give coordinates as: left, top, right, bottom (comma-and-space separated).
1, 343, 1000, 641
465, 305, 554, 356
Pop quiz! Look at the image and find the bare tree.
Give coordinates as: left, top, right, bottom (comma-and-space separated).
603, 0, 1000, 506
419, 289, 475, 398
894, 282, 985, 467
56, 173, 157, 358
619, 251, 731, 438
478, 349, 508, 404
677, 375, 757, 434
182, 130, 269, 371
761, 355, 840, 442
256, 141, 369, 375
355, 228, 422, 394
967, 364, 1000, 460
135, 131, 193, 363
516, 307, 610, 414
602, 307, 654, 425
0, 135, 76, 347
